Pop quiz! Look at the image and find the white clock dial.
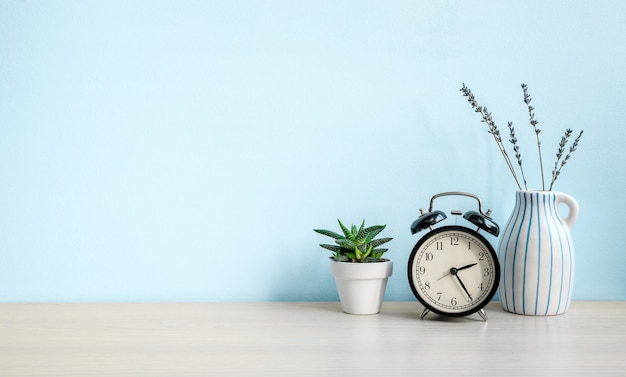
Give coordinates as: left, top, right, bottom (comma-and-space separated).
408, 226, 500, 316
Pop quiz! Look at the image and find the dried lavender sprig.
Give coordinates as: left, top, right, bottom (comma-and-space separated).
549, 130, 583, 190
507, 122, 528, 190
549, 128, 573, 189
461, 84, 523, 190
522, 83, 546, 190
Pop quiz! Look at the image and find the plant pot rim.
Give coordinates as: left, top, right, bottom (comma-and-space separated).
328, 257, 392, 263
330, 257, 393, 280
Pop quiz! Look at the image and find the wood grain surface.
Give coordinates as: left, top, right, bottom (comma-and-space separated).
1, 301, 624, 376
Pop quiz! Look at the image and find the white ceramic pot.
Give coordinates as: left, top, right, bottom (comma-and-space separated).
330, 259, 393, 315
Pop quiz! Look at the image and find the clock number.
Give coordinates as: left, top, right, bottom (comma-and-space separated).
468, 241, 471, 250
437, 292, 442, 301
424, 281, 431, 290
418, 266, 426, 275
450, 237, 459, 246
483, 268, 490, 276
436, 241, 443, 250
478, 282, 484, 291
451, 297, 457, 306
478, 251, 485, 260
425, 252, 434, 261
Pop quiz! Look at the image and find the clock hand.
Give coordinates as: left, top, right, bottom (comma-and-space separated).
436, 263, 478, 281
455, 274, 473, 301
437, 269, 453, 281
456, 263, 478, 271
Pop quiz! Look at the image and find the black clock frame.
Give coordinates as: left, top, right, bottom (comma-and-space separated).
407, 225, 501, 317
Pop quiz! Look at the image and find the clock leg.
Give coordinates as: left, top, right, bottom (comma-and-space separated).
420, 308, 430, 319
478, 309, 488, 321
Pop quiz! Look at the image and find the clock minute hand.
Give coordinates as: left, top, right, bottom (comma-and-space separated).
453, 263, 477, 301
455, 274, 473, 301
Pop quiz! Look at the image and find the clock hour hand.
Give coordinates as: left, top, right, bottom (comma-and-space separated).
437, 263, 477, 281
456, 263, 477, 271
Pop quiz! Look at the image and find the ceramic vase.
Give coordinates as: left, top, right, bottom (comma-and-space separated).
498, 190, 578, 316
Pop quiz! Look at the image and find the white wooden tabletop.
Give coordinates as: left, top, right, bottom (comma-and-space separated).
0, 301, 624, 376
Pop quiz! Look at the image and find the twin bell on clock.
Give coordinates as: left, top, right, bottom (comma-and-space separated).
407, 192, 501, 321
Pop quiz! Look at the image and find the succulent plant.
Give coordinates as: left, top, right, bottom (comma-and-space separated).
314, 219, 392, 262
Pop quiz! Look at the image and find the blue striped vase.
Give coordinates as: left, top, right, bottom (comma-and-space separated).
498, 190, 579, 316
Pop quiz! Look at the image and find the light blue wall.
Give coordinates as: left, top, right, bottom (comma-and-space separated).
1, 1, 624, 302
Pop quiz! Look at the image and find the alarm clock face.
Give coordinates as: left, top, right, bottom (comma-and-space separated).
408, 225, 500, 316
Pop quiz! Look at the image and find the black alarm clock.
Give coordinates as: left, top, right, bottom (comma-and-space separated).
408, 192, 500, 321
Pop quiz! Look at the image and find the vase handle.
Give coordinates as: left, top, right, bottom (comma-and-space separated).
555, 192, 579, 230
